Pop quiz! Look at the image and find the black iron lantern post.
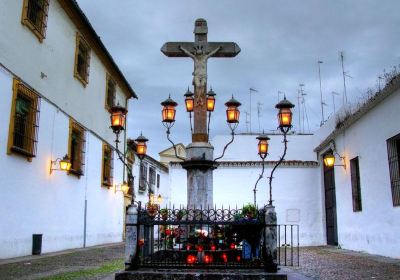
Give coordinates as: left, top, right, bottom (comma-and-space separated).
213, 95, 242, 162
267, 97, 295, 205
161, 95, 185, 161
109, 104, 149, 203
253, 132, 270, 205
206, 88, 216, 136
184, 88, 194, 133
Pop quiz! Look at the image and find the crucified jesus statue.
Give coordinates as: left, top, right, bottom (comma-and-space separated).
179, 45, 222, 89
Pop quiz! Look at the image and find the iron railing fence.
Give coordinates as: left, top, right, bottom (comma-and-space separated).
277, 224, 300, 266
135, 204, 299, 269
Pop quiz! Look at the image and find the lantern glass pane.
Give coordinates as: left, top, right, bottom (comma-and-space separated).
59, 160, 71, 171
279, 108, 292, 127
227, 107, 239, 123
137, 143, 147, 156
258, 140, 268, 155
324, 155, 335, 167
162, 106, 176, 122
185, 98, 194, 112
207, 97, 215, 112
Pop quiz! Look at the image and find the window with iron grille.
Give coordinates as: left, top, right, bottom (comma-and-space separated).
21, 0, 49, 42
105, 76, 116, 109
157, 174, 160, 189
387, 134, 400, 206
139, 162, 148, 192
350, 157, 362, 212
68, 120, 86, 176
102, 143, 114, 187
74, 34, 91, 86
149, 167, 156, 185
8, 79, 41, 159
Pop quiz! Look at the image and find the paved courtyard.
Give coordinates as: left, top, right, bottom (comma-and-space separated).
0, 244, 399, 280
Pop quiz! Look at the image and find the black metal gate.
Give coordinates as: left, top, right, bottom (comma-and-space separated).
135, 204, 299, 269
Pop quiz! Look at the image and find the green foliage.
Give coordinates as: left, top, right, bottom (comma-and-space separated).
242, 203, 257, 218
39, 259, 123, 280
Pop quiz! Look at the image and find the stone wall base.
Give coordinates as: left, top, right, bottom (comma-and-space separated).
115, 269, 287, 280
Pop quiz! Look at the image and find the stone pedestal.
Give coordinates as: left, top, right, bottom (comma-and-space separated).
264, 205, 278, 272
184, 142, 214, 210
124, 204, 139, 270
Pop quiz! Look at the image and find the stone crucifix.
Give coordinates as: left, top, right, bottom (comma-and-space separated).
161, 18, 241, 143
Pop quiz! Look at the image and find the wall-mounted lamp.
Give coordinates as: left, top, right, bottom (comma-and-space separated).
113, 182, 130, 195
323, 150, 346, 170
50, 154, 71, 174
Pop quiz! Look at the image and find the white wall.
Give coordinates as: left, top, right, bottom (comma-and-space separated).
0, 0, 127, 145
315, 89, 400, 258
0, 62, 125, 259
168, 134, 325, 246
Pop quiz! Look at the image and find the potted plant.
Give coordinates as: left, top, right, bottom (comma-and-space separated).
242, 203, 257, 219
175, 209, 187, 221
160, 208, 169, 221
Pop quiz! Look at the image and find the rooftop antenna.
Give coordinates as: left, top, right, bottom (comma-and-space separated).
298, 84, 305, 134
244, 111, 250, 133
318, 60, 325, 126
249, 87, 258, 134
257, 102, 263, 133
340, 51, 348, 105
331, 91, 340, 114
300, 88, 310, 133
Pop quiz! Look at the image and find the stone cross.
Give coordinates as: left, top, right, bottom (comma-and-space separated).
161, 18, 240, 143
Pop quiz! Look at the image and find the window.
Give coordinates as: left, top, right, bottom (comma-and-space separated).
105, 76, 116, 109
350, 157, 362, 212
157, 174, 160, 189
139, 162, 148, 192
387, 134, 400, 206
74, 34, 91, 85
68, 120, 85, 176
7, 79, 40, 159
21, 0, 49, 42
149, 167, 156, 185
102, 143, 114, 187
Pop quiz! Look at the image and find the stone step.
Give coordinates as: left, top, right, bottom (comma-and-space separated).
115, 269, 287, 280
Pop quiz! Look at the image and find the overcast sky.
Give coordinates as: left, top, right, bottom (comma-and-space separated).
77, 0, 400, 158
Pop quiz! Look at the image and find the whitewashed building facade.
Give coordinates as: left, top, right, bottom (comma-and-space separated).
0, 0, 140, 259
167, 75, 400, 258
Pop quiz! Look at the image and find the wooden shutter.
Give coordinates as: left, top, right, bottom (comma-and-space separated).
350, 157, 362, 212
387, 135, 400, 206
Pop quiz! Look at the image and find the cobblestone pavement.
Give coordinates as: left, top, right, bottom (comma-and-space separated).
0, 243, 124, 280
0, 245, 399, 280
287, 246, 400, 280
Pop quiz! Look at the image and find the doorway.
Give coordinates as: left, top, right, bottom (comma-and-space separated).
323, 160, 338, 245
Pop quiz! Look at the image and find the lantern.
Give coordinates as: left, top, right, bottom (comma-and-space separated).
323, 152, 335, 168
161, 95, 178, 124
256, 133, 270, 159
135, 133, 148, 160
184, 88, 194, 112
275, 97, 295, 132
225, 95, 241, 123
206, 88, 216, 112
59, 154, 72, 171
109, 103, 128, 134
